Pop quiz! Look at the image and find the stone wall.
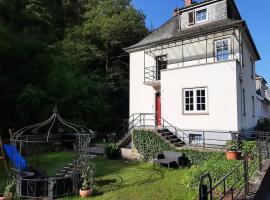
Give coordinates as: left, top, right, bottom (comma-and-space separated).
181, 0, 227, 30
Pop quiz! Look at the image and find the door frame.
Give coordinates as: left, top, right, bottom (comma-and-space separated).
155, 92, 161, 127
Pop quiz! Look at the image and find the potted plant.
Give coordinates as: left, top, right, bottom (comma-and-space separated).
242, 141, 257, 161
225, 140, 239, 160
79, 162, 95, 198
1, 180, 15, 200
0, 194, 5, 200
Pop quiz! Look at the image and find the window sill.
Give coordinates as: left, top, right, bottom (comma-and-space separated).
183, 112, 209, 115
196, 19, 208, 24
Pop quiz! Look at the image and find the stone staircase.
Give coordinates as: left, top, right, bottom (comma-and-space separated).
116, 113, 189, 148
156, 129, 185, 147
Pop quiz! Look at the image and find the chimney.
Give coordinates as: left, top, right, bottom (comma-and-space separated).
184, 0, 193, 7
173, 8, 178, 16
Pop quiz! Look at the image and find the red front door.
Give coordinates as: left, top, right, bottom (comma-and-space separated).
156, 93, 161, 127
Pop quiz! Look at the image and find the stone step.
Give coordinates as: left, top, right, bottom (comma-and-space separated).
56, 173, 64, 177
161, 132, 173, 137
165, 135, 177, 140
175, 143, 185, 147
170, 138, 181, 143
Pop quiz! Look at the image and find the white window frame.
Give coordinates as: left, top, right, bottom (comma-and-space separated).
183, 87, 208, 114
195, 8, 208, 23
215, 38, 230, 62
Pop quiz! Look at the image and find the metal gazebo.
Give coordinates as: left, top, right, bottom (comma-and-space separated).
9, 108, 95, 199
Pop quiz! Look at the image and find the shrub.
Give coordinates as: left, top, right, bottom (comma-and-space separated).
242, 141, 257, 156
105, 143, 120, 160
184, 157, 240, 187
225, 140, 238, 151
257, 118, 270, 131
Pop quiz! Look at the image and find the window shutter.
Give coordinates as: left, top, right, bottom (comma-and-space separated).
188, 11, 195, 25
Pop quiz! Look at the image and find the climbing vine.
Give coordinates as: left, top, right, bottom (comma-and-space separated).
132, 129, 173, 161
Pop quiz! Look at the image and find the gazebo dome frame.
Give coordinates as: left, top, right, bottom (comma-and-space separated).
9, 107, 95, 199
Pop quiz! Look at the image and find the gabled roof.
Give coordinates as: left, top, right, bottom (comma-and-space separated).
256, 74, 268, 85
125, 0, 260, 60
125, 18, 243, 52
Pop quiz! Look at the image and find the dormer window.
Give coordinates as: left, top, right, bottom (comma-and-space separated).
196, 9, 207, 22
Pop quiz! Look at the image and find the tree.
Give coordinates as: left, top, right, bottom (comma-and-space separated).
81, 0, 148, 72
0, 0, 149, 138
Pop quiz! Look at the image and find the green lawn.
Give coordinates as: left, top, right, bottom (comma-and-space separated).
0, 152, 196, 199
28, 151, 75, 177
0, 162, 9, 191
63, 158, 196, 200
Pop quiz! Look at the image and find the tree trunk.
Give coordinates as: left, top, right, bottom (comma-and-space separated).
106, 42, 111, 72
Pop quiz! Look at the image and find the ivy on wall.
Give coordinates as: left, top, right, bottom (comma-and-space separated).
132, 129, 224, 165
132, 129, 173, 161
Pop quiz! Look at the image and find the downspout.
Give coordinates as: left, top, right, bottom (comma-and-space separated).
239, 29, 244, 132
177, 10, 182, 68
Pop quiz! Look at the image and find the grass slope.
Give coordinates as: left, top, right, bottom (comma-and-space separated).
63, 157, 196, 200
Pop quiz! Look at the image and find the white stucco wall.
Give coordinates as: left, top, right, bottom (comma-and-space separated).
129, 32, 257, 134
161, 60, 239, 132
236, 40, 258, 130
129, 51, 156, 116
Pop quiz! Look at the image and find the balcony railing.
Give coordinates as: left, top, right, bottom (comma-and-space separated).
144, 66, 157, 83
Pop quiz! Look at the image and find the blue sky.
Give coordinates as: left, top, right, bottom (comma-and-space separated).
132, 0, 270, 85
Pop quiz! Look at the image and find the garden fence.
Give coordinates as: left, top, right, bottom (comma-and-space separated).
199, 132, 270, 200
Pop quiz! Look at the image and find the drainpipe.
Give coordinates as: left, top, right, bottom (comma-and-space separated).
239, 30, 244, 132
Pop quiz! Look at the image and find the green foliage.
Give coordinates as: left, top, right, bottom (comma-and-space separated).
105, 143, 120, 160
183, 156, 241, 188
0, 0, 149, 137
179, 149, 224, 166
242, 141, 257, 156
133, 129, 174, 161
225, 140, 238, 151
81, 162, 95, 190
4, 180, 15, 198
133, 129, 244, 194
132, 129, 225, 165
257, 118, 270, 131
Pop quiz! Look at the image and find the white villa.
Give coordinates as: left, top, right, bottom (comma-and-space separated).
123, 0, 270, 147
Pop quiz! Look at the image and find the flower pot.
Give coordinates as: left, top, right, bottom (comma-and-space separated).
4, 192, 12, 200
79, 188, 93, 198
0, 194, 6, 200
226, 151, 238, 160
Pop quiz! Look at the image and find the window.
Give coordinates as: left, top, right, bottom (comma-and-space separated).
243, 89, 246, 116
184, 88, 208, 114
196, 9, 207, 22
252, 96, 255, 117
215, 39, 229, 61
156, 55, 167, 80
188, 11, 195, 25
189, 134, 202, 144
250, 57, 254, 79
